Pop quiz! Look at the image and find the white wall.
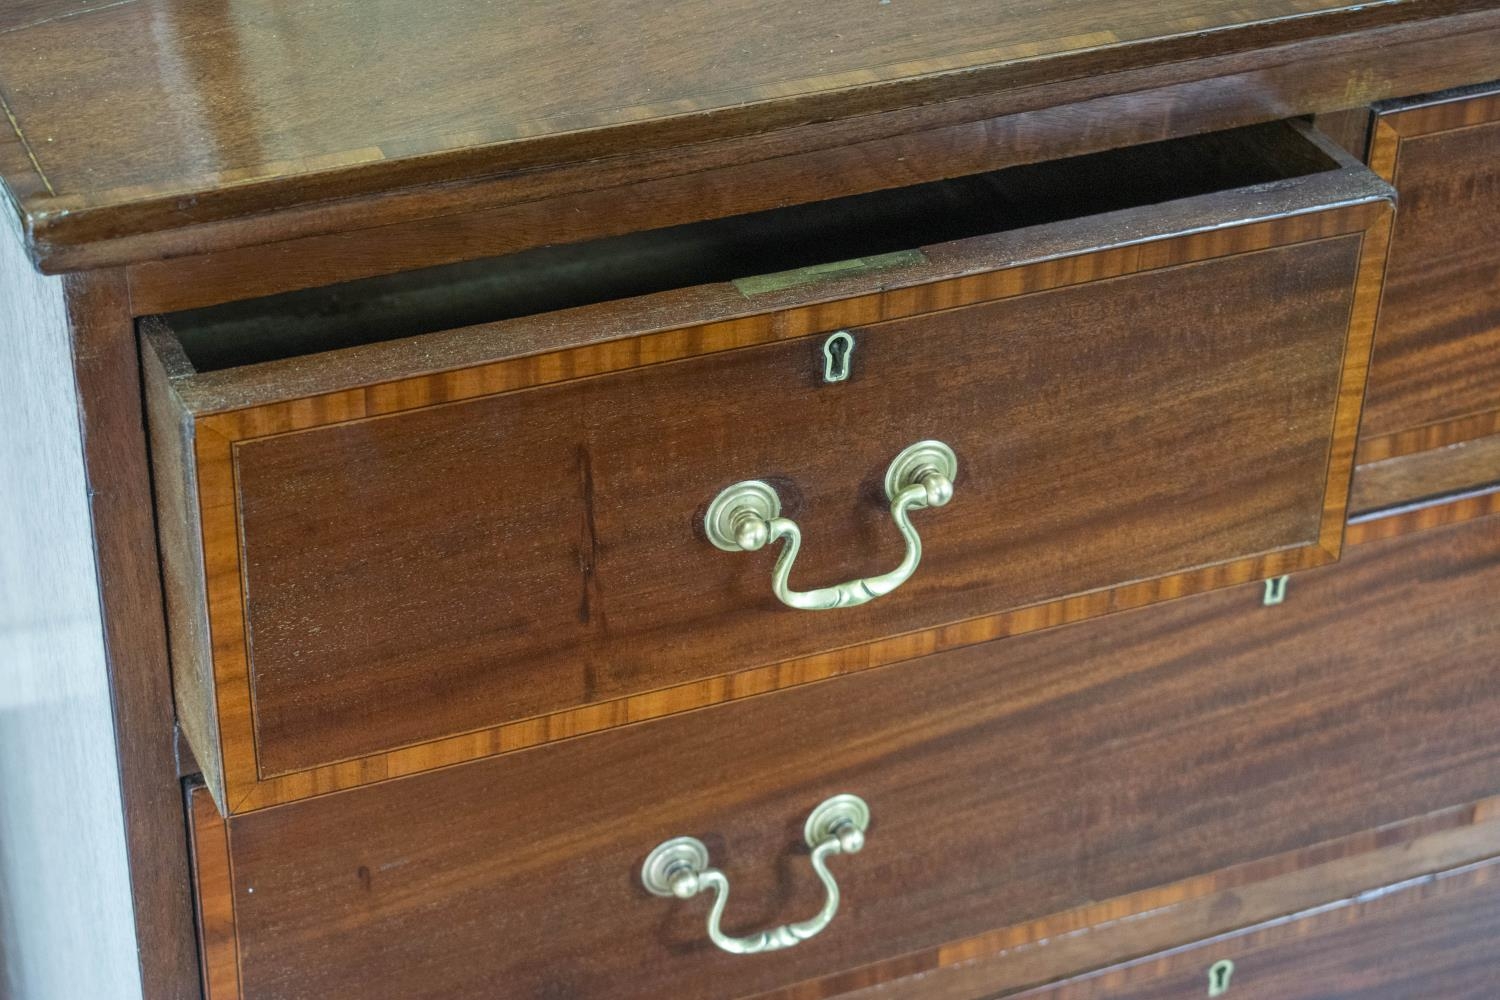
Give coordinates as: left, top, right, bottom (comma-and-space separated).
0, 220, 143, 1000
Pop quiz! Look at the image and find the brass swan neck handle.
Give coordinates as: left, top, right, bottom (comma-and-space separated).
640, 794, 871, 955
704, 441, 957, 611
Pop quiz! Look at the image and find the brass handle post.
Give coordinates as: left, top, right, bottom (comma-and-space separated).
704, 441, 957, 611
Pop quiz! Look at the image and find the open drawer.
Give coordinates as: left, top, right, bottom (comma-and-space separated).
143, 120, 1393, 813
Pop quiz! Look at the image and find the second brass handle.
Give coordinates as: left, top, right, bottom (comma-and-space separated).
704, 440, 957, 611
641, 794, 871, 955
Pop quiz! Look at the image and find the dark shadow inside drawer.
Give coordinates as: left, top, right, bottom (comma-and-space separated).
164, 120, 1337, 372
142, 120, 1392, 810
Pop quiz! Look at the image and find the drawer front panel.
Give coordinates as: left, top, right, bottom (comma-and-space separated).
238, 236, 1355, 777
1019, 858, 1500, 999
1361, 83, 1500, 458
189, 510, 1500, 1000
146, 126, 1391, 810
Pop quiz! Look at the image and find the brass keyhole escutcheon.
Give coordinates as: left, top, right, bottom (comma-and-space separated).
1208, 958, 1235, 997
822, 330, 854, 383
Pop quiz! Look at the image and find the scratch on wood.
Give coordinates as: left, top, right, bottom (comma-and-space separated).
0, 0, 144, 36
0, 86, 55, 197
577, 443, 603, 703
577, 443, 600, 628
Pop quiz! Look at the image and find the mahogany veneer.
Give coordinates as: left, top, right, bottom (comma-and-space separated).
4, 4, 1500, 998
1359, 83, 1500, 462
143, 124, 1392, 813
185, 505, 1500, 999
1016, 856, 1500, 999
1, 0, 1496, 269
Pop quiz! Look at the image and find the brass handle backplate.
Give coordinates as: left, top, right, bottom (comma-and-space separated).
704, 440, 957, 610
640, 794, 871, 955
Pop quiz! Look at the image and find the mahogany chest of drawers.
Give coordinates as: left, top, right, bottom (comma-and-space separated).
2, 4, 1499, 999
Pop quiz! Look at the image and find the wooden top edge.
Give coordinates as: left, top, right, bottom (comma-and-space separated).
0, 0, 1470, 272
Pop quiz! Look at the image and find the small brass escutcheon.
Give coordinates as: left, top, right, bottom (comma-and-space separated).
822, 330, 854, 383
1208, 958, 1235, 996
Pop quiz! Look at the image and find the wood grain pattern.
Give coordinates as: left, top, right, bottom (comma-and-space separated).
1351, 432, 1500, 514
0, 0, 1494, 270
231, 238, 1357, 778
188, 787, 240, 1000
186, 510, 1500, 1000
1347, 483, 1500, 544
141, 311, 223, 813
189, 795, 1500, 1000
1013, 856, 1500, 999
120, 9, 1500, 314
146, 145, 1392, 812
1358, 410, 1500, 463
1357, 83, 1500, 462
0, 0, 124, 32
1311, 108, 1374, 161
808, 799, 1500, 1000
62, 268, 203, 1000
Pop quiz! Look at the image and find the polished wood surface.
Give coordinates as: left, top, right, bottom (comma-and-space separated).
1312, 108, 1374, 160
825, 799, 1500, 1000
1017, 856, 1500, 998
190, 794, 1500, 1000
145, 133, 1391, 811
0, 3, 1496, 997
1358, 83, 1500, 461
0, 0, 1493, 270
61, 269, 202, 1000
117, 10, 1500, 315
141, 304, 224, 824
1351, 432, 1500, 514
185, 509, 1500, 999
1348, 482, 1500, 543
187, 789, 239, 1000
238, 236, 1354, 776
1358, 410, 1500, 464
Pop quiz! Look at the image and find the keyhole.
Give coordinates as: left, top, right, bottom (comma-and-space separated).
822, 330, 855, 383
1207, 958, 1235, 997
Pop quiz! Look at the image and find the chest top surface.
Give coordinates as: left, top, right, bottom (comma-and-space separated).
0, 0, 1464, 268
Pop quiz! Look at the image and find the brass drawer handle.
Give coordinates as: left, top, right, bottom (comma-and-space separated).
704, 440, 957, 611
641, 794, 871, 955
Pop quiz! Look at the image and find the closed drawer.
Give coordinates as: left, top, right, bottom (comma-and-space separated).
145, 121, 1392, 813
1361, 82, 1500, 460
185, 509, 1500, 1000
1018, 856, 1500, 999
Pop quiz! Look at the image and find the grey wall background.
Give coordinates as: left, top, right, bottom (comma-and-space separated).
0, 219, 143, 1000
